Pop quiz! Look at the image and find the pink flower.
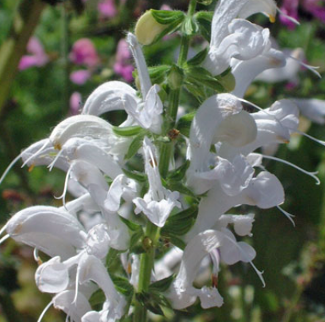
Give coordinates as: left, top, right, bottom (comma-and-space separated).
279, 0, 299, 30
19, 37, 48, 70
69, 39, 99, 68
98, 0, 117, 19
113, 38, 134, 82
303, 0, 325, 23
70, 92, 82, 115
70, 70, 91, 85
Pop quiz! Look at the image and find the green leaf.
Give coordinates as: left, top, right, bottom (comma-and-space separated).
113, 126, 143, 137
167, 160, 190, 181
129, 228, 144, 253
151, 10, 185, 25
135, 292, 167, 316
195, 11, 213, 41
111, 275, 134, 296
162, 205, 198, 236
176, 112, 195, 137
89, 289, 105, 307
105, 248, 122, 269
195, 11, 213, 22
185, 66, 226, 93
168, 234, 187, 250
167, 181, 197, 199
125, 132, 146, 160
187, 47, 208, 66
120, 216, 142, 231
122, 168, 147, 182
149, 274, 174, 292
184, 82, 207, 102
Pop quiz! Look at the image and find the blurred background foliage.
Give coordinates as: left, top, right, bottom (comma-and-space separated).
0, 0, 325, 321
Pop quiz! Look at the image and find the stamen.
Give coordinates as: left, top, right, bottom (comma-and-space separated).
48, 149, 64, 172
277, 205, 295, 227
0, 154, 22, 187
21, 139, 51, 168
223, 233, 265, 287
295, 129, 325, 147
261, 154, 320, 185
37, 301, 53, 322
0, 223, 8, 237
54, 165, 72, 209
286, 54, 321, 78
276, 7, 300, 26
0, 234, 10, 245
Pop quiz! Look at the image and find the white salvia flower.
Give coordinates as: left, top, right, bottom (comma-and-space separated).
3, 206, 86, 259
167, 230, 224, 310
133, 137, 181, 227
187, 93, 257, 194
189, 171, 284, 236
77, 254, 126, 322
217, 213, 255, 237
203, 0, 277, 75
127, 33, 152, 98
218, 99, 300, 160
82, 80, 139, 117
52, 290, 92, 322
203, 19, 271, 75
231, 48, 286, 98
291, 98, 325, 125
256, 48, 304, 84
69, 160, 130, 250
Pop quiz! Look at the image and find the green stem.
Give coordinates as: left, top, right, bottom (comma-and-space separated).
133, 222, 160, 321
0, 0, 46, 113
134, 2, 197, 321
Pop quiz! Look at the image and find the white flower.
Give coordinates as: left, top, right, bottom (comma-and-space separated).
133, 137, 181, 227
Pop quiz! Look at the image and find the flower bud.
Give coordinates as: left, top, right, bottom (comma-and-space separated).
168, 65, 184, 90
135, 10, 168, 45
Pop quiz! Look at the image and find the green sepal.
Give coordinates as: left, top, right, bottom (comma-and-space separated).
120, 216, 142, 231
195, 11, 213, 22
185, 66, 226, 93
181, 16, 199, 36
187, 47, 208, 66
162, 205, 198, 236
151, 9, 185, 25
148, 274, 175, 293
167, 160, 190, 181
125, 132, 146, 160
148, 65, 171, 84
135, 291, 172, 316
113, 126, 143, 137
176, 112, 195, 137
111, 275, 134, 296
122, 168, 147, 182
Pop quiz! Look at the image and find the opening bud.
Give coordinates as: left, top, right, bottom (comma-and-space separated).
135, 10, 169, 45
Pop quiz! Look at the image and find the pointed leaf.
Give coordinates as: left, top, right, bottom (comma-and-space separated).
149, 274, 175, 293
125, 132, 146, 160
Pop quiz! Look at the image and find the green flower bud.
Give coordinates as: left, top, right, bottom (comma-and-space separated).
135, 10, 169, 45
168, 65, 184, 90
